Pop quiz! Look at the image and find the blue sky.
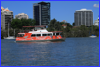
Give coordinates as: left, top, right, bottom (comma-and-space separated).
1, 1, 99, 25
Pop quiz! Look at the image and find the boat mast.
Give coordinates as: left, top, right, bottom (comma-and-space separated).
8, 22, 9, 37
14, 29, 15, 36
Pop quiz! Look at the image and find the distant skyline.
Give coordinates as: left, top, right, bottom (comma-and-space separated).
1, 1, 99, 25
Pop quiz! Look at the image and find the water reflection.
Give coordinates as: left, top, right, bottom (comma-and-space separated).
16, 41, 64, 45
16, 42, 53, 66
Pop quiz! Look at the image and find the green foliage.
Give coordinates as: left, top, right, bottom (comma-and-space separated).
80, 25, 88, 30
72, 22, 75, 26
47, 18, 62, 31
66, 23, 72, 28
60, 22, 65, 25
1, 30, 4, 39
47, 19, 99, 37
11, 18, 36, 29
9, 18, 99, 38
1, 30, 7, 39
9, 29, 14, 36
11, 18, 20, 29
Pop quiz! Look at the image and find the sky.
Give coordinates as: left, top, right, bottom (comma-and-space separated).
1, 1, 99, 25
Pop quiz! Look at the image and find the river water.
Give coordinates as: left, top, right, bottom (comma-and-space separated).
1, 37, 99, 66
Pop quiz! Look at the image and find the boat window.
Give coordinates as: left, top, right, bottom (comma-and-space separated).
31, 34, 41, 37
56, 33, 59, 35
48, 34, 52, 36
53, 33, 55, 35
31, 34, 36, 37
43, 34, 47, 36
37, 34, 41, 36
18, 34, 24, 37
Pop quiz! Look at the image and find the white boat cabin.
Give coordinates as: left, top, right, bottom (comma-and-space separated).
17, 26, 62, 37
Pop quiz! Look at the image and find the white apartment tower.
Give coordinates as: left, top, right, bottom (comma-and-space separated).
74, 9, 93, 26
15, 13, 28, 19
1, 7, 13, 30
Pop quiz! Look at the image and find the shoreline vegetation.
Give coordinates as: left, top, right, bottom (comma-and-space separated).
1, 18, 99, 39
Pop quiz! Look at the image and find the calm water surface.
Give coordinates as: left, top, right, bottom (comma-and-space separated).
1, 37, 99, 66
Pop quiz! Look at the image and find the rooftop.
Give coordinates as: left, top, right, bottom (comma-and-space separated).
17, 13, 28, 15
62, 24, 67, 26
38, 1, 50, 4
1, 6, 12, 12
76, 9, 92, 11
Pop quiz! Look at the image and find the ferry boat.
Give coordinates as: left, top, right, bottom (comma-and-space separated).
16, 26, 65, 42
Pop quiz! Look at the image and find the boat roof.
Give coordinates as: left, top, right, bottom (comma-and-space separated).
18, 32, 53, 34
30, 32, 53, 34
18, 31, 62, 34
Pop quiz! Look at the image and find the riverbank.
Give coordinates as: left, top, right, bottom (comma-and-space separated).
1, 28, 99, 39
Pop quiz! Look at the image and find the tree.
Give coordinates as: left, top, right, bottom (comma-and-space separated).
28, 19, 36, 26
11, 18, 22, 29
11, 18, 36, 29
72, 22, 75, 26
48, 18, 57, 31
66, 23, 72, 28
60, 22, 65, 25
54, 21, 62, 31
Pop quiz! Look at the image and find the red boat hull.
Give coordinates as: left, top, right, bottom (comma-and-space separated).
16, 38, 65, 42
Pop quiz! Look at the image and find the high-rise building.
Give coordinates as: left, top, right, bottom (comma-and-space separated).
74, 9, 93, 26
15, 13, 28, 19
1, 7, 13, 30
33, 2, 50, 25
